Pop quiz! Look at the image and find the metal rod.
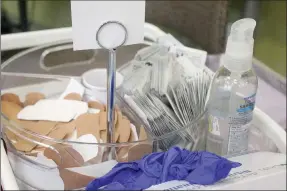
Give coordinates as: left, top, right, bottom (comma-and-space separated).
96, 20, 127, 160
107, 49, 116, 144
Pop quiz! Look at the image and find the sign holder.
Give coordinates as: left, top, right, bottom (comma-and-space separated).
96, 21, 128, 159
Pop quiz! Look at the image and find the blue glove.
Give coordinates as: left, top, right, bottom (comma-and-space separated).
86, 147, 241, 190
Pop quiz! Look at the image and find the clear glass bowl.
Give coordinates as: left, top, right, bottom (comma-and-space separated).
1, 41, 208, 190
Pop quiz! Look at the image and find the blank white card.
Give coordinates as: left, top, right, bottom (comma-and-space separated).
71, 1, 145, 50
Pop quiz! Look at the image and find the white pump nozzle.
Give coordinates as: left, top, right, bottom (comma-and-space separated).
224, 18, 256, 72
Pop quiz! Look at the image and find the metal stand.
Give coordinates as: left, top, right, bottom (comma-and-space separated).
96, 21, 127, 159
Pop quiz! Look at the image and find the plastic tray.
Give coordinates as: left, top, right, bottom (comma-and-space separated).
1, 23, 286, 190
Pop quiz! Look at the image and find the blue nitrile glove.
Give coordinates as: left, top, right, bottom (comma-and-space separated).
86, 147, 241, 190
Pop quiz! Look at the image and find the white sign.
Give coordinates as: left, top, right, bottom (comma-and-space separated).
71, 1, 145, 50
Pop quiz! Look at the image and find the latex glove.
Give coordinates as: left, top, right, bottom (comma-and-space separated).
86, 147, 241, 190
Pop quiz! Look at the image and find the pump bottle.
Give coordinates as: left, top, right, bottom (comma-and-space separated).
206, 18, 258, 156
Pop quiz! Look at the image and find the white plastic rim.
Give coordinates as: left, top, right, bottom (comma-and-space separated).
82, 68, 124, 91
144, 22, 166, 42
1, 27, 72, 51
1, 140, 19, 190
253, 107, 286, 154
1, 23, 167, 51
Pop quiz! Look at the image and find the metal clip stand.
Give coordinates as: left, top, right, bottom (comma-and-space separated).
96, 21, 128, 160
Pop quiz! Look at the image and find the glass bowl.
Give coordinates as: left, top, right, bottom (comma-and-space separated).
1, 41, 208, 190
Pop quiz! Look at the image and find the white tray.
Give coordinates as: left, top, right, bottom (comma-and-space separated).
1, 23, 286, 190
1, 75, 286, 190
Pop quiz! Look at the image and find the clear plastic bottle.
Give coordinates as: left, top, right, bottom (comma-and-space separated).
206, 18, 258, 156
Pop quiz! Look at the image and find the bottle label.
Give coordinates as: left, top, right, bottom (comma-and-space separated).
208, 116, 220, 136
236, 94, 256, 113
207, 93, 256, 156
227, 93, 256, 155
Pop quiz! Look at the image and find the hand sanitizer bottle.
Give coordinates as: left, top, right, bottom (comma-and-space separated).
206, 18, 258, 156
